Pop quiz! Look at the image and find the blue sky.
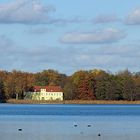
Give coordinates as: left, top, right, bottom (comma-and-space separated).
0, 0, 140, 75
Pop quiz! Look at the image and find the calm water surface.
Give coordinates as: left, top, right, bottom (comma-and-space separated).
0, 104, 140, 140
0, 104, 140, 116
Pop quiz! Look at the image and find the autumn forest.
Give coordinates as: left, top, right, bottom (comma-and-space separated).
0, 69, 140, 102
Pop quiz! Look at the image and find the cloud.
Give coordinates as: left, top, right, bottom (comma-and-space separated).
93, 14, 119, 24
0, 37, 78, 72
60, 28, 126, 44
94, 44, 140, 58
0, 35, 20, 69
49, 17, 85, 26
0, 0, 85, 25
0, 0, 55, 24
1, 35, 140, 74
125, 8, 140, 25
27, 27, 51, 34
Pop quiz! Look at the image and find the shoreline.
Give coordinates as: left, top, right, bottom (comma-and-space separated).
6, 99, 140, 104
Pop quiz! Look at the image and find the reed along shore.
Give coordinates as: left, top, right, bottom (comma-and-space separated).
6, 99, 140, 104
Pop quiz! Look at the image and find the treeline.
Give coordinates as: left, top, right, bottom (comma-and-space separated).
0, 69, 140, 102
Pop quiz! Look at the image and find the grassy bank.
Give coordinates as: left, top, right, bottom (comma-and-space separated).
6, 99, 140, 104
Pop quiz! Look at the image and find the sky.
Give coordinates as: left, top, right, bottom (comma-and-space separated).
1, 0, 140, 75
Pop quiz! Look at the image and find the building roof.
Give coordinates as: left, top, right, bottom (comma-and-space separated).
34, 86, 63, 92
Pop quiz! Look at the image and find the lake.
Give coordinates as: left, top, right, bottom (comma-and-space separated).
0, 104, 140, 140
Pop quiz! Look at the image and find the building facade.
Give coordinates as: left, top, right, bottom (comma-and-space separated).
25, 86, 63, 101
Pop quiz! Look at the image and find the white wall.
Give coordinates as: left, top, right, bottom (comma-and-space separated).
40, 92, 63, 101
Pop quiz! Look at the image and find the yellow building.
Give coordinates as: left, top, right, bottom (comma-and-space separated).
25, 86, 63, 101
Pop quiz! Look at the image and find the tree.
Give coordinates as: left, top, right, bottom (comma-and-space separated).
117, 70, 136, 101
0, 79, 5, 102
71, 70, 96, 100
0, 71, 7, 102
94, 70, 109, 100
63, 78, 76, 100
34, 69, 66, 87
77, 75, 95, 100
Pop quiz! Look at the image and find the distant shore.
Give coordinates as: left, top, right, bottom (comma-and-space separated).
6, 99, 140, 104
